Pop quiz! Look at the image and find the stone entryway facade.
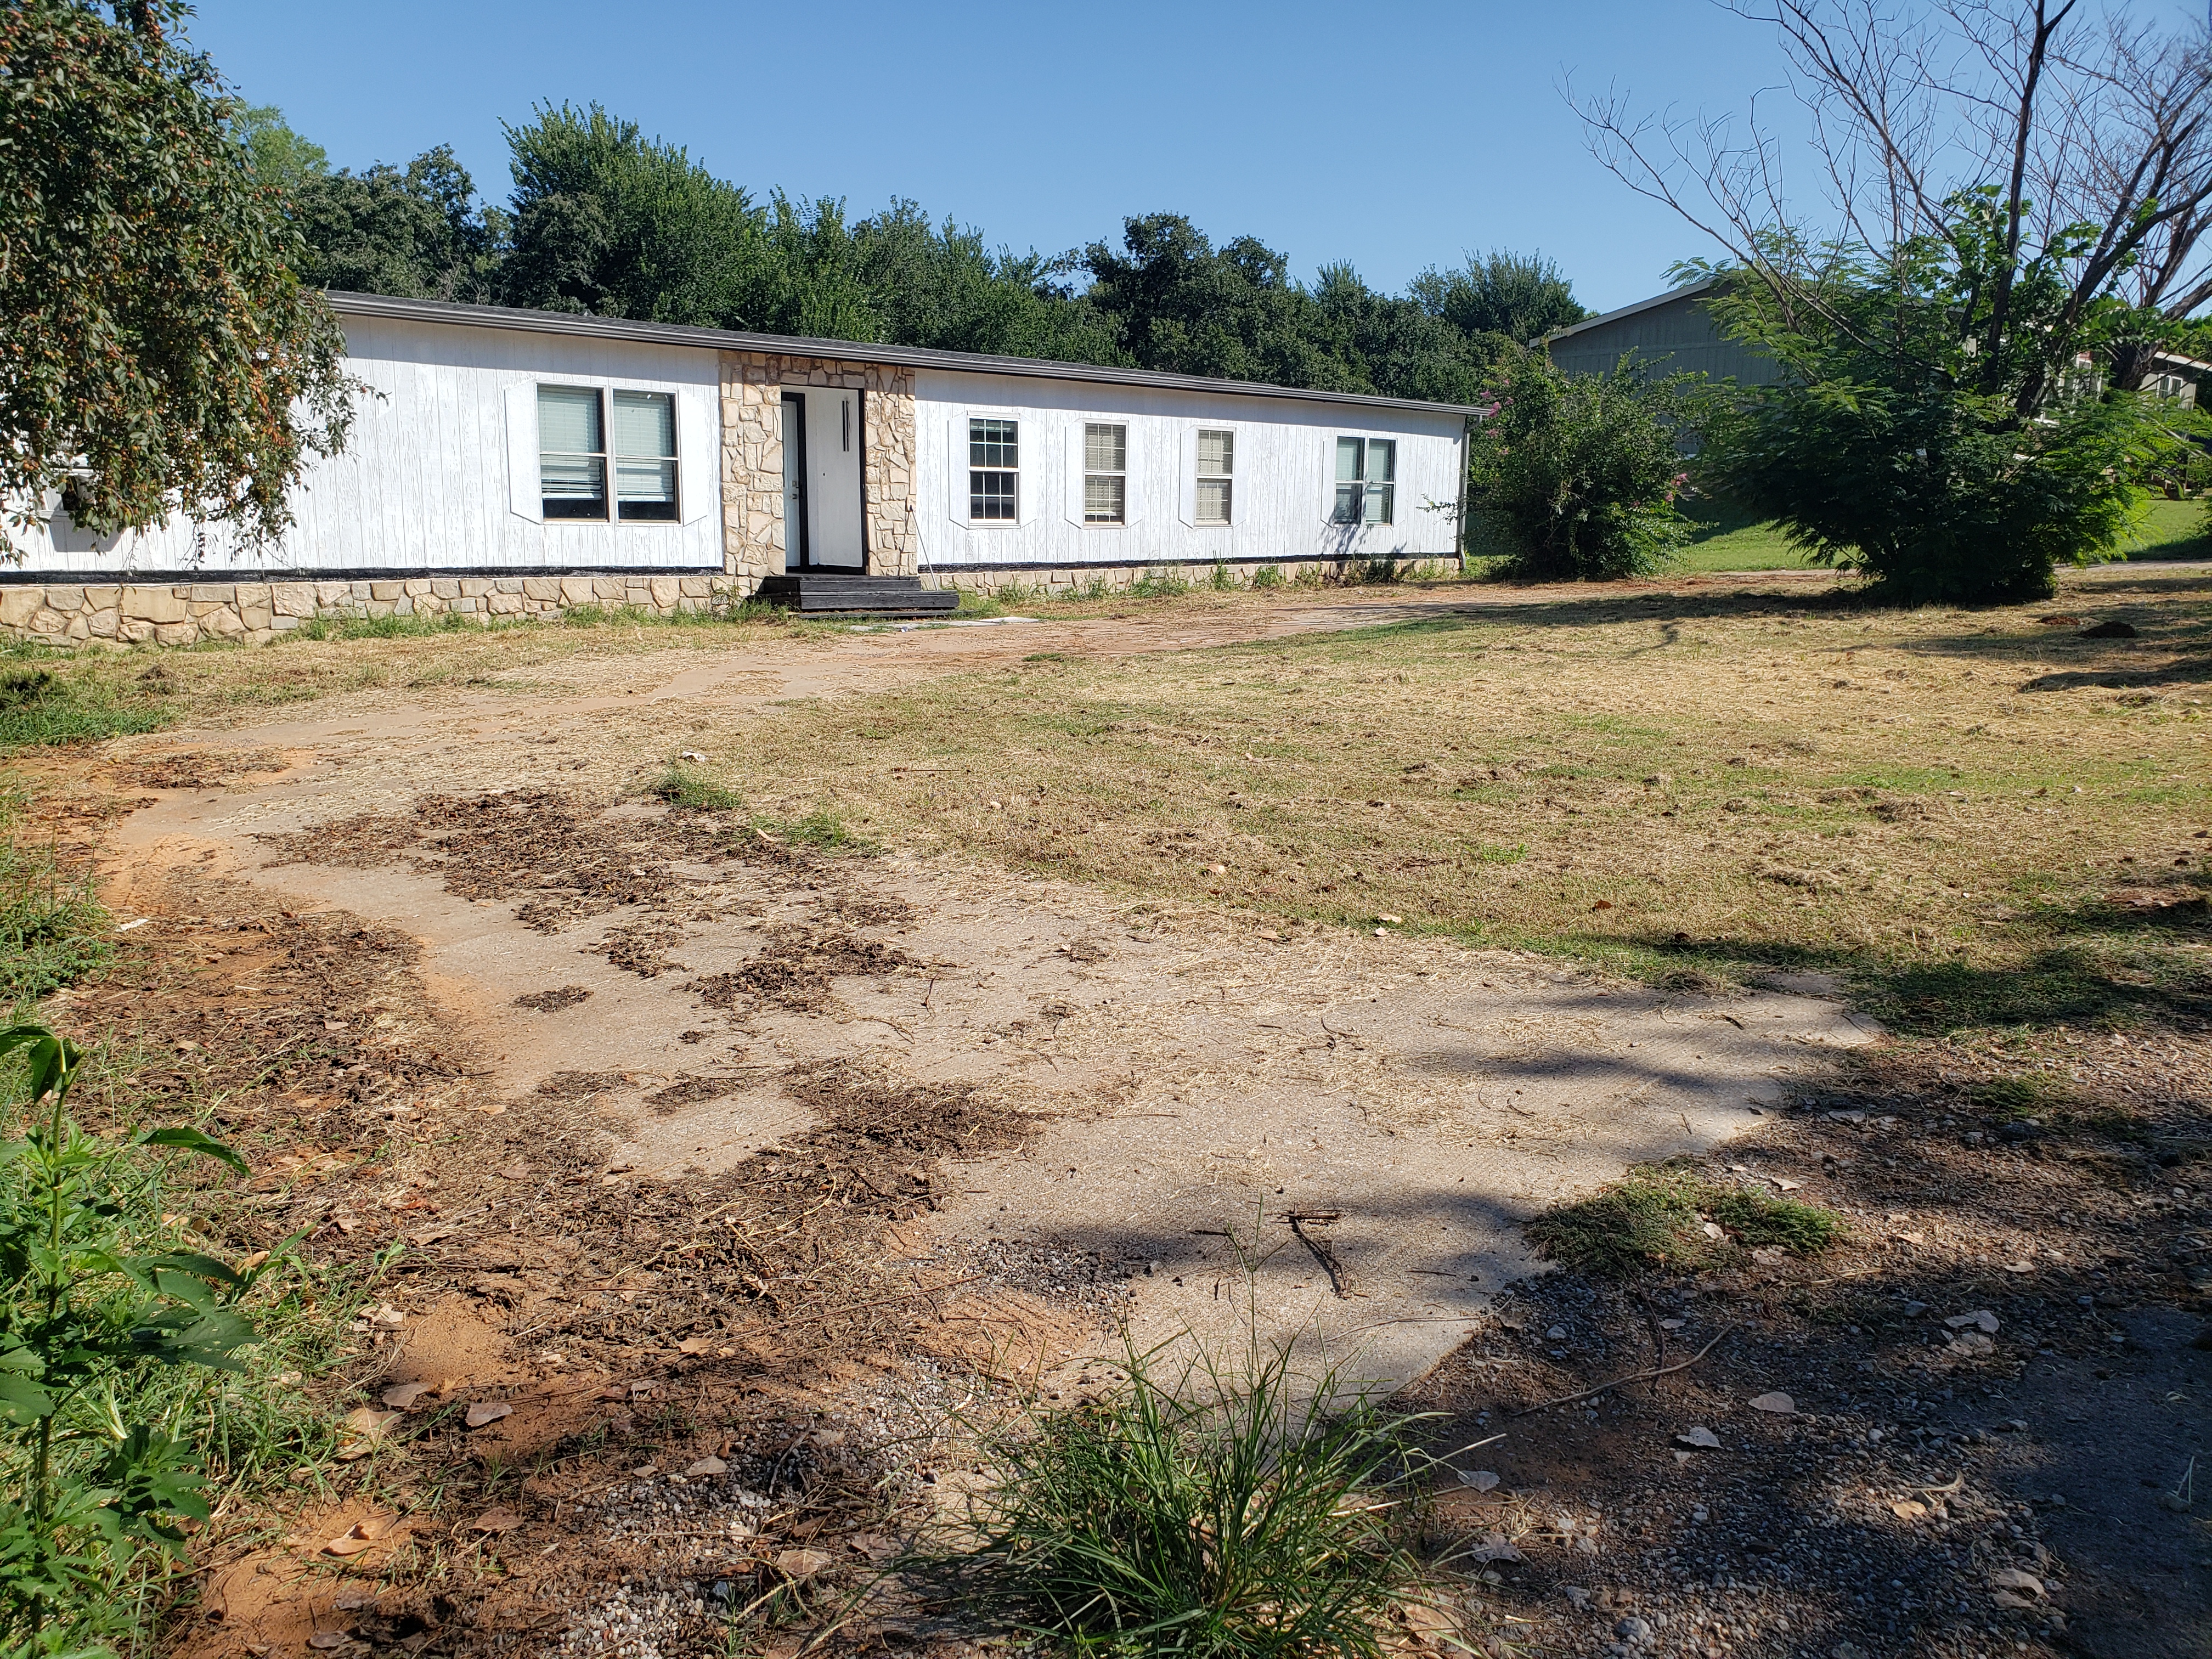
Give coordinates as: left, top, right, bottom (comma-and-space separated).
716, 351, 917, 592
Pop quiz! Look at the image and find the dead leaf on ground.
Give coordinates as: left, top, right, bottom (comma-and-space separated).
1892, 1500, 1928, 1521
323, 1516, 395, 1556
307, 1634, 352, 1651
775, 1547, 833, 1581
1748, 1392, 1795, 1414
380, 1381, 433, 1409
1989, 1567, 2045, 1596
685, 1456, 729, 1477
1675, 1426, 1722, 1449
464, 1401, 513, 1428
1458, 1469, 1500, 1492
336, 1407, 399, 1460
466, 1509, 523, 1534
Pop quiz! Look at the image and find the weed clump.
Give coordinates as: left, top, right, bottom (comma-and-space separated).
1528, 1165, 1845, 1275
1966, 1073, 2078, 1120
648, 759, 744, 812
951, 1339, 1437, 1658
759, 809, 878, 855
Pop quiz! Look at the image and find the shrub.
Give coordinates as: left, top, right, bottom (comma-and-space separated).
0, 1025, 261, 1651
1697, 225, 2187, 604
1207, 560, 1237, 591
1528, 1164, 1844, 1275
1249, 564, 1284, 590
1468, 345, 1702, 580
952, 1336, 1438, 1658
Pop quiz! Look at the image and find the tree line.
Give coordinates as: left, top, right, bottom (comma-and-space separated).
238, 103, 1588, 408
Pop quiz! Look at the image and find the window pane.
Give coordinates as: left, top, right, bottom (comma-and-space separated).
1364, 483, 1394, 524
970, 417, 1017, 470
543, 454, 606, 519
1196, 478, 1232, 525
1084, 473, 1126, 523
617, 457, 678, 520
972, 469, 1017, 520
613, 390, 675, 459
539, 386, 602, 456
1365, 438, 1395, 484
1085, 422, 1126, 473
1336, 436, 1363, 483
1333, 482, 1362, 523
1197, 429, 1233, 476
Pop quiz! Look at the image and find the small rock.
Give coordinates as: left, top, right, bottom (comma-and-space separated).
1547, 1325, 1570, 1341
1458, 1470, 1500, 1492
1832, 1644, 1871, 1659
1990, 1567, 2045, 1596
1945, 1310, 2000, 1333
1946, 1330, 1996, 1357
1562, 1585, 1594, 1611
1748, 1391, 1795, 1414
1750, 1245, 1785, 1266
1675, 1426, 1722, 1449
685, 1456, 728, 1478
1613, 1615, 1654, 1647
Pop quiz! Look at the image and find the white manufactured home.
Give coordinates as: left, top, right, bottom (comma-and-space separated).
1, 294, 1472, 643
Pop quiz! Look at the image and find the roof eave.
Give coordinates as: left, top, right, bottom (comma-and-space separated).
321, 291, 1482, 418
1542, 276, 1720, 347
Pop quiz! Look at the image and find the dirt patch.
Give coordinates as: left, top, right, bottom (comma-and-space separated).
112, 746, 292, 792
1395, 1030, 2212, 1659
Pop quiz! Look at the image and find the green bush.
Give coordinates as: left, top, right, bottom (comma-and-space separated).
1696, 218, 2187, 604
0, 1026, 262, 1651
952, 1337, 1438, 1658
1467, 346, 1701, 580
1249, 565, 1284, 590
1130, 567, 1191, 599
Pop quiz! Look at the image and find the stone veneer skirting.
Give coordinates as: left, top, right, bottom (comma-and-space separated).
923, 555, 1457, 594
0, 574, 728, 647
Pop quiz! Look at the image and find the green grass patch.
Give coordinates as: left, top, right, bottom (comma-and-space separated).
1, 789, 110, 1007
2123, 496, 2211, 561
1527, 1165, 1847, 1276
755, 809, 879, 855
648, 759, 745, 812
1965, 1072, 2080, 1121
953, 590, 1009, 619
1130, 566, 1193, 599
943, 1336, 1440, 1658
0, 669, 167, 752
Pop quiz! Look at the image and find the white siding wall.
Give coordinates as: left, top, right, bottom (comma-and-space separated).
4, 317, 725, 576
916, 370, 1464, 572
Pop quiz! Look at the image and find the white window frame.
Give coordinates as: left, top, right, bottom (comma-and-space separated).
1195, 428, 1233, 526
1084, 423, 1126, 524
509, 381, 713, 528
1332, 435, 1396, 526
1179, 425, 1239, 528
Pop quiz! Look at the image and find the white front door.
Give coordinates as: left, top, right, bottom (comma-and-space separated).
793, 387, 865, 569
780, 394, 807, 571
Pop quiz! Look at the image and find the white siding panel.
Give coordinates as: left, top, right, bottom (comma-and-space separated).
913, 371, 1464, 573
2, 315, 725, 575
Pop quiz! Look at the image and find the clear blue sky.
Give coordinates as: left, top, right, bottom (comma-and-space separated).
189, 2, 1893, 314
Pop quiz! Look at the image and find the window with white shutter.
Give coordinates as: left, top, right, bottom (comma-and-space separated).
969, 417, 1019, 522
1084, 423, 1126, 524
538, 383, 686, 523
1195, 429, 1233, 526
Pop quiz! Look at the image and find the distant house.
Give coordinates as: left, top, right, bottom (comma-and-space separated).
0, 293, 1471, 645
1543, 278, 1779, 384
1547, 278, 2208, 412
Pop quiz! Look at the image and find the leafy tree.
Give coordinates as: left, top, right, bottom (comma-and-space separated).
1312, 264, 1492, 404
1695, 220, 2180, 603
499, 102, 761, 327
1082, 215, 1368, 390
1407, 251, 1587, 348
0, 0, 354, 548
232, 103, 326, 193
292, 147, 507, 301
1468, 346, 1702, 580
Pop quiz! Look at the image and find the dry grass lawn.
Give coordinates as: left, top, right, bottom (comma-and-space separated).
679, 566, 2212, 1040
